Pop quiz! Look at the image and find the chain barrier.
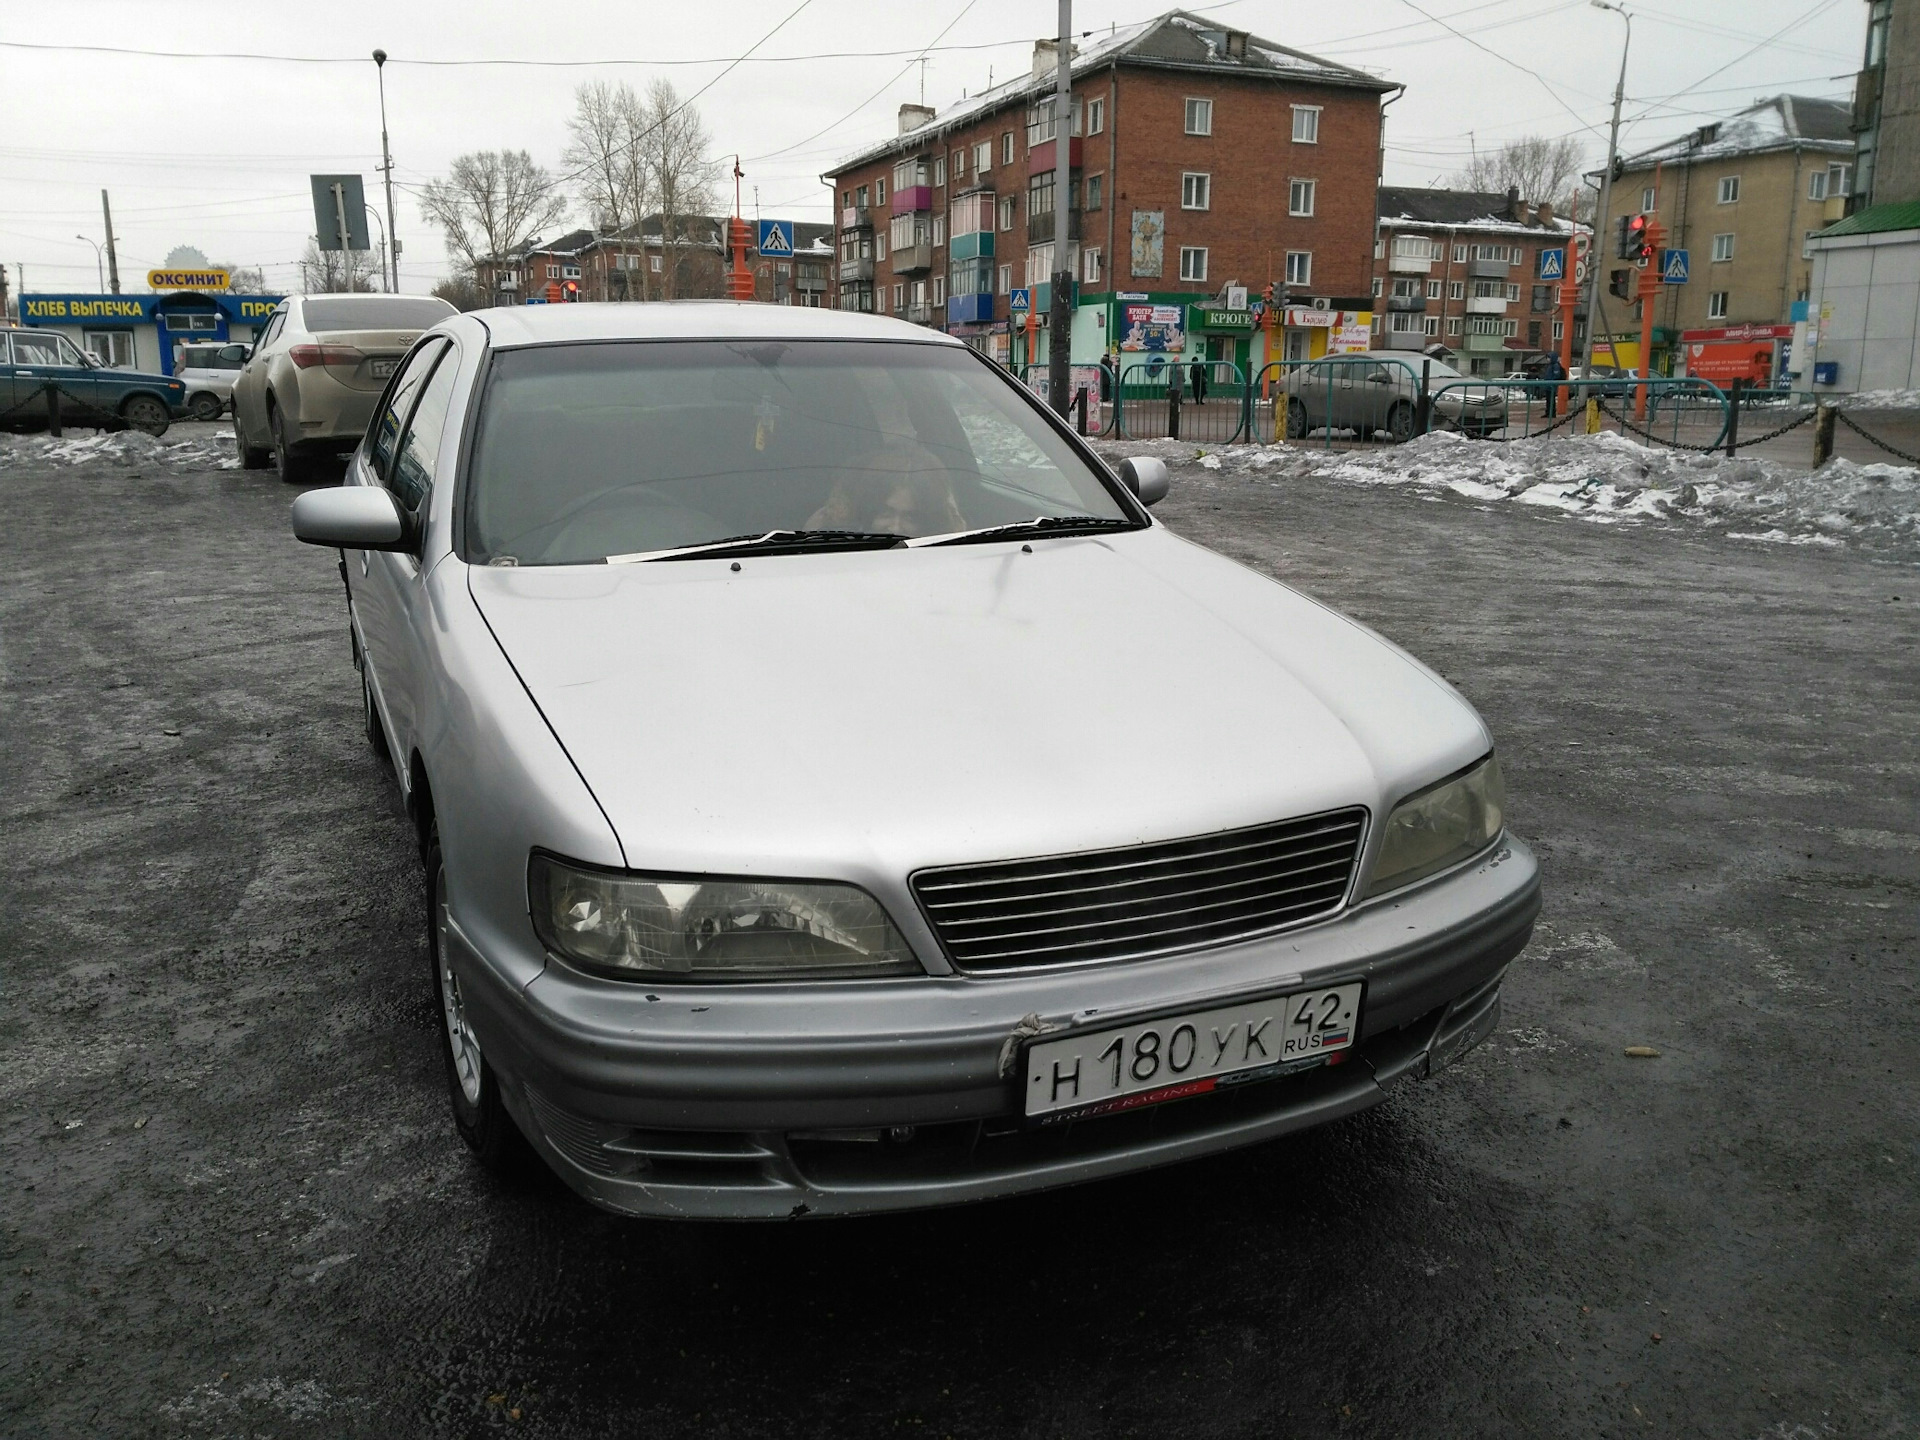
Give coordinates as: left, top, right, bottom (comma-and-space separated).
1472, 403, 1584, 443
1595, 399, 1728, 453
0, 383, 129, 429
1834, 409, 1920, 466
1734, 407, 1818, 448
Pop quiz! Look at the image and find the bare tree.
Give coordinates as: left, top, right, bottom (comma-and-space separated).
641, 79, 717, 301
431, 269, 490, 311
296, 237, 378, 292
1453, 135, 1588, 210
213, 263, 268, 293
419, 150, 570, 279
565, 81, 655, 298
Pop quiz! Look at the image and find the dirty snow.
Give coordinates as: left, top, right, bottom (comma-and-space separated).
0, 423, 238, 472
1099, 429, 1920, 554
1838, 389, 1920, 410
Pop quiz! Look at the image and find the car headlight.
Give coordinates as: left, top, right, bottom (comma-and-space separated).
528, 853, 921, 981
1363, 755, 1505, 898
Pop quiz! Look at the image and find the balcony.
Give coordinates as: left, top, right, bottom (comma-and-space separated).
946, 292, 994, 325
950, 231, 994, 261
1385, 294, 1427, 312
795, 269, 828, 291
1467, 256, 1509, 278
1028, 137, 1082, 175
891, 242, 933, 274
1387, 254, 1432, 275
1382, 331, 1425, 350
1464, 331, 1509, 351
840, 206, 872, 231
838, 256, 873, 283
1027, 210, 1082, 245
892, 186, 933, 215
906, 303, 935, 325
1465, 294, 1508, 314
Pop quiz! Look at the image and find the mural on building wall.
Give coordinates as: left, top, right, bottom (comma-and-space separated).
1129, 210, 1164, 278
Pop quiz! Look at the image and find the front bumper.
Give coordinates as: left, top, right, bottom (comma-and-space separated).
455, 836, 1539, 1219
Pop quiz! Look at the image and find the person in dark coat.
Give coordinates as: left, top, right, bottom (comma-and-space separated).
1099, 352, 1115, 403
1189, 356, 1208, 404
1541, 353, 1566, 417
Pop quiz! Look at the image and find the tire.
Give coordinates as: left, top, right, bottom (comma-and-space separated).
235, 411, 271, 469
188, 391, 222, 422
120, 394, 170, 437
1386, 400, 1415, 443
426, 822, 528, 1174
362, 664, 390, 763
1283, 396, 1307, 440
271, 402, 311, 484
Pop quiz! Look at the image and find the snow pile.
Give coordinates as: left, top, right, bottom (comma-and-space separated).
1100, 429, 1920, 553
1838, 390, 1920, 410
0, 425, 238, 472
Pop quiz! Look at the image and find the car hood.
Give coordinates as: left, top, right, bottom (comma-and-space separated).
466, 528, 1490, 877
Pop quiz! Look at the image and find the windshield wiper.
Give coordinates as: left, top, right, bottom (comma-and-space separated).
616, 529, 909, 563
906, 515, 1137, 548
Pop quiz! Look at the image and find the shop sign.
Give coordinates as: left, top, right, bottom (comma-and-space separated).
148, 268, 230, 290
1678, 323, 1792, 344
1686, 341, 1776, 385
1282, 307, 1336, 327
24, 295, 150, 321
1329, 321, 1372, 354
1118, 302, 1184, 352
1187, 305, 1255, 331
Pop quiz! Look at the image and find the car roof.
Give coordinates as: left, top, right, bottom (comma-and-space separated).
469, 301, 965, 350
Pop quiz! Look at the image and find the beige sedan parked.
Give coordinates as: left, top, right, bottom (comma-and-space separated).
232, 293, 456, 482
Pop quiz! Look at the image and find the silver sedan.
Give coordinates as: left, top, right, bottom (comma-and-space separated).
291, 304, 1539, 1220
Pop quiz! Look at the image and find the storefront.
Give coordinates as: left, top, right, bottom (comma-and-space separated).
18, 290, 283, 375
1676, 323, 1791, 387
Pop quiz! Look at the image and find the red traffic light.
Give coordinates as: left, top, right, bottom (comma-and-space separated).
562, 280, 580, 301
1625, 214, 1654, 261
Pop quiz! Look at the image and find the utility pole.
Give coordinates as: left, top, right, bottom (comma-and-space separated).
1047, 0, 1073, 416
378, 50, 405, 293
1584, 1, 1631, 377
101, 190, 121, 294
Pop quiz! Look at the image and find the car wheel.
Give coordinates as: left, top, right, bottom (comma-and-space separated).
120, 395, 170, 437
271, 402, 311, 484
188, 391, 222, 422
1283, 397, 1307, 440
426, 822, 527, 1173
362, 665, 390, 763
235, 411, 271, 469
1386, 400, 1415, 443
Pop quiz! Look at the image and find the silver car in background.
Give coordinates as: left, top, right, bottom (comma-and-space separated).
232, 292, 456, 481
1282, 355, 1510, 441
290, 304, 1539, 1220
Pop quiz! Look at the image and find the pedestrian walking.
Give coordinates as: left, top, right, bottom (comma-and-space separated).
1190, 356, 1208, 405
1541, 353, 1565, 418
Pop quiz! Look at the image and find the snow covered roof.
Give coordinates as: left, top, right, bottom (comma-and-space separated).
828, 9, 1393, 177
1377, 187, 1578, 236
1611, 95, 1853, 174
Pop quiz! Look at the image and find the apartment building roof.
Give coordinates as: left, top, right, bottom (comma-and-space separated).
828, 8, 1395, 176
1377, 186, 1577, 237
1612, 94, 1854, 173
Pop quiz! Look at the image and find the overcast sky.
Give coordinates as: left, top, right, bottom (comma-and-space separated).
1, 0, 1863, 296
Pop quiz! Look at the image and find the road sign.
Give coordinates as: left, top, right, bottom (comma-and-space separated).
756, 219, 794, 256
1010, 287, 1031, 311
1538, 248, 1565, 280
1661, 248, 1689, 284
309, 174, 370, 251
525, 297, 548, 305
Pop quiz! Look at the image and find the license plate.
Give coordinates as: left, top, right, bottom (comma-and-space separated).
370, 359, 397, 378
1023, 983, 1362, 1122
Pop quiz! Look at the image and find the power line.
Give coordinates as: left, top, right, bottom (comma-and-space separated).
1622, 0, 1849, 125
1389, 0, 1611, 140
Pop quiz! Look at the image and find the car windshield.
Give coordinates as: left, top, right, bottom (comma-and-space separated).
301, 297, 454, 332
465, 340, 1135, 566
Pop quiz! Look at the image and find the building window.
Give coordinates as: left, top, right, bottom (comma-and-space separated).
1505, 282, 1520, 301
1291, 106, 1321, 144
892, 282, 905, 311
1527, 320, 1541, 348
951, 149, 967, 180
1002, 131, 1014, 165
999, 195, 1017, 231
1087, 96, 1105, 135
562, 265, 581, 279
1641, 186, 1656, 211
1708, 290, 1728, 318
933, 157, 946, 187
1181, 172, 1211, 210
933, 275, 946, 305
1711, 232, 1735, 262
1285, 250, 1312, 285
650, 255, 662, 273
1179, 246, 1208, 281
1426, 278, 1442, 299
1452, 244, 1467, 264
1083, 246, 1103, 284
1531, 284, 1550, 311
1718, 175, 1740, 204
933, 216, 947, 246
1086, 173, 1104, 211
876, 177, 887, 204
1553, 318, 1564, 341
998, 263, 1013, 294
1025, 243, 1053, 288
1185, 98, 1213, 135
1424, 315, 1440, 336
875, 232, 887, 261
1372, 276, 1382, 298
1502, 318, 1518, 337
1449, 280, 1464, 300
974, 141, 991, 174
841, 189, 851, 207
546, 264, 559, 279
1374, 237, 1384, 259
1446, 316, 1463, 336
1289, 179, 1316, 217
856, 184, 869, 207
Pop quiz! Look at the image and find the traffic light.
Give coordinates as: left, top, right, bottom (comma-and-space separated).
1615, 215, 1633, 260
563, 280, 580, 302
1626, 214, 1653, 263
1608, 268, 1633, 299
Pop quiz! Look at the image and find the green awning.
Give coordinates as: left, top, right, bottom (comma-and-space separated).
1813, 200, 1920, 238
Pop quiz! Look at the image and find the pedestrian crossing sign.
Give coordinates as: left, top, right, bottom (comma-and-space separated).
1010, 288, 1032, 311
756, 219, 794, 256
1661, 248, 1689, 284
1538, 248, 1565, 280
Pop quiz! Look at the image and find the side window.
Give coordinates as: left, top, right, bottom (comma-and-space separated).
257, 312, 286, 351
12, 332, 64, 365
387, 347, 462, 513
367, 339, 447, 484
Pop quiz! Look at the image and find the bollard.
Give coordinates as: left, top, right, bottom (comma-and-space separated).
1074, 384, 1088, 437
1416, 358, 1432, 436
1724, 377, 1744, 457
1812, 404, 1835, 465
46, 381, 61, 438
1167, 378, 1182, 441
1584, 396, 1601, 435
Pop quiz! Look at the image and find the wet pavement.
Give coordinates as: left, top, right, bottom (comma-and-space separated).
2, 441, 1915, 1438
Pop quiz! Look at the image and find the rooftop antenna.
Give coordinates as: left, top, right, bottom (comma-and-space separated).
919, 55, 928, 106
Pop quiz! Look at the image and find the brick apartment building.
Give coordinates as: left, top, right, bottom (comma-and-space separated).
824, 9, 1396, 375
1373, 187, 1581, 376
477, 218, 831, 306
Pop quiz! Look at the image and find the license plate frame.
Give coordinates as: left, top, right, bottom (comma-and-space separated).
1020, 980, 1365, 1125
370, 359, 397, 379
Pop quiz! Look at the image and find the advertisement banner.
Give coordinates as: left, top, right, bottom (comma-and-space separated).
1129, 210, 1165, 278
1329, 322, 1372, 354
1685, 341, 1775, 385
1119, 302, 1184, 352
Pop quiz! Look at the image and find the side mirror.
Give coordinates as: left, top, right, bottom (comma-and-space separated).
1116, 455, 1169, 508
291, 485, 413, 550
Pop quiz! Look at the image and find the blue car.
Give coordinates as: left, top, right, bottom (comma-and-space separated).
1, 327, 187, 435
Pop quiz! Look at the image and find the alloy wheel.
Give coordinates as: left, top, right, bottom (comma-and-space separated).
436, 867, 483, 1107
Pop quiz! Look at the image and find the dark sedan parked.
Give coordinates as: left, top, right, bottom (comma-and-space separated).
0, 328, 186, 435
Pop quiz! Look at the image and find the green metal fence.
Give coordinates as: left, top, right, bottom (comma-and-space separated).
1115, 359, 1247, 443
1247, 356, 1429, 448
1426, 376, 1732, 451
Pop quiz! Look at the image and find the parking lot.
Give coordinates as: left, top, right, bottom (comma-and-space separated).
2, 430, 1915, 1438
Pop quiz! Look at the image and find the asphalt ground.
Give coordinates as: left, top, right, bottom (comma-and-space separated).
1, 435, 1915, 1439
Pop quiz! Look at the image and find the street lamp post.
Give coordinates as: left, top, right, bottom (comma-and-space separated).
75, 234, 104, 291
1584, 0, 1632, 379
378, 49, 405, 293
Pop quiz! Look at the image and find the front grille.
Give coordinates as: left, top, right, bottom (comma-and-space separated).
912, 808, 1367, 972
